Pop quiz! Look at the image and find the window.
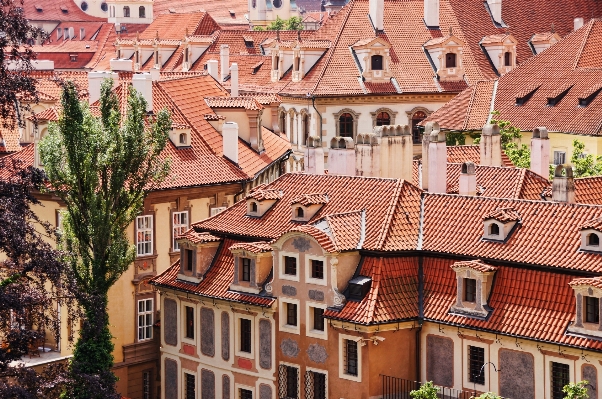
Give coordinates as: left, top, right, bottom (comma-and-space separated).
241, 258, 251, 282
303, 114, 310, 146
286, 303, 298, 326
240, 318, 251, 353
251, 202, 258, 213
284, 256, 297, 275
296, 207, 304, 218
252, 0, 257, 8
185, 373, 195, 399
123, 6, 130, 17
445, 53, 457, 68
138, 299, 153, 341
464, 278, 476, 302
312, 372, 326, 399
172, 211, 188, 251
101, 2, 108, 12
345, 339, 358, 376
184, 47, 189, 63
286, 366, 298, 398
551, 362, 570, 399
240, 389, 253, 399
279, 111, 286, 134
504, 51, 512, 66
70, 55, 78, 62
376, 111, 390, 126
80, 1, 88, 11
468, 346, 485, 385
489, 223, 500, 236
588, 233, 600, 247
139, 6, 146, 18
185, 249, 193, 272
586, 296, 600, 323
339, 113, 354, 138
179, 133, 187, 144
554, 151, 566, 165
273, 0, 282, 8
311, 260, 323, 279
136, 216, 153, 256
142, 371, 151, 399
294, 56, 300, 72
411, 111, 427, 144
371, 54, 383, 70
312, 307, 324, 331
185, 306, 194, 339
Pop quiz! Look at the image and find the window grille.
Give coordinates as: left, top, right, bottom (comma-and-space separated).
240, 388, 253, 399
313, 308, 324, 331
240, 318, 251, 353
551, 362, 569, 399
286, 303, 297, 326
185, 306, 194, 339
279, 365, 299, 399
284, 256, 297, 275
142, 371, 151, 399
345, 340, 358, 376
338, 113, 353, 138
123, 6, 130, 17
586, 296, 600, 323
242, 258, 251, 282
311, 260, 323, 279
136, 215, 153, 256
371, 55, 383, 70
137, 299, 153, 341
185, 373, 195, 399
468, 346, 485, 385
464, 278, 477, 302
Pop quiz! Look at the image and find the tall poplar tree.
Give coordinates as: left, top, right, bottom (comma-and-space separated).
39, 80, 171, 398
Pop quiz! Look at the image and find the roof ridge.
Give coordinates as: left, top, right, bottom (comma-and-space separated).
374, 179, 405, 249
462, 83, 479, 130
363, 257, 382, 322
573, 18, 596, 71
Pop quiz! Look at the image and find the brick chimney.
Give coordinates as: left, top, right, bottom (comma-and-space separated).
421, 122, 439, 190
207, 60, 219, 81
230, 63, 239, 97
459, 162, 476, 196
132, 73, 153, 113
355, 133, 380, 177
552, 165, 575, 203
480, 123, 502, 166
328, 137, 355, 176
304, 136, 324, 174
369, 0, 384, 31
88, 71, 118, 105
428, 126, 447, 193
530, 127, 550, 178
375, 124, 413, 181
220, 45, 230, 82
424, 0, 439, 28
223, 122, 239, 164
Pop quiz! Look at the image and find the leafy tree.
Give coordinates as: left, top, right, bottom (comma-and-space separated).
473, 111, 530, 168
563, 380, 589, 399
39, 80, 172, 398
253, 25, 265, 31
570, 139, 602, 177
267, 16, 286, 31
477, 393, 502, 399
286, 16, 304, 31
446, 130, 467, 146
410, 381, 440, 399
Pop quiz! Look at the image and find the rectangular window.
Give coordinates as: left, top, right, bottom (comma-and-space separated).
313, 307, 324, 331
185, 249, 193, 272
136, 215, 153, 256
242, 258, 251, 282
313, 372, 326, 399
185, 373, 195, 399
345, 339, 358, 376
586, 296, 600, 323
311, 259, 324, 279
284, 256, 297, 275
172, 211, 188, 251
554, 151, 566, 165
240, 389, 253, 399
286, 303, 298, 326
551, 362, 570, 399
286, 366, 298, 398
464, 278, 477, 302
137, 299, 153, 341
240, 318, 251, 353
185, 306, 194, 339
142, 371, 151, 399
468, 346, 485, 385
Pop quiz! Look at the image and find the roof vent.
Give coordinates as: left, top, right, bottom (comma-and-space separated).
35, 4, 42, 12
482, 207, 520, 242
60, 6, 68, 13
515, 85, 540, 106
580, 217, 602, 253
578, 85, 602, 107
347, 276, 371, 301
547, 85, 573, 107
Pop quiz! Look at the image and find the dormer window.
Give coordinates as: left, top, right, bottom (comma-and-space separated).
489, 223, 500, 236
504, 51, 511, 67
179, 133, 187, 145
586, 296, 600, 323
588, 233, 600, 247
568, 277, 602, 338
580, 217, 602, 252
348, 276, 371, 301
291, 193, 328, 221
169, 126, 191, 148
450, 260, 496, 319
350, 37, 392, 82
445, 53, 456, 68
229, 242, 273, 294
482, 207, 520, 241
185, 249, 194, 271
251, 202, 258, 213
245, 187, 283, 217
241, 258, 251, 282
424, 34, 465, 81
371, 55, 383, 70
480, 34, 517, 75
464, 278, 477, 302
295, 207, 304, 218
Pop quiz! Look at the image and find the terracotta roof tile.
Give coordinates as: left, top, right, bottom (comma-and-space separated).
177, 229, 221, 244
23, 0, 104, 22
575, 176, 602, 204
450, 259, 497, 273
153, 1, 249, 28
228, 241, 273, 253
291, 193, 329, 206
483, 207, 521, 222
581, 216, 602, 231
205, 96, 263, 110
445, 145, 514, 167
320, 210, 364, 251
246, 186, 284, 200
569, 276, 602, 289
0, 144, 34, 180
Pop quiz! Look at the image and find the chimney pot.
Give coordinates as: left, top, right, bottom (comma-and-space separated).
220, 45, 230, 82
530, 126, 550, 178
424, 0, 440, 28
207, 60, 219, 81
427, 122, 447, 193
459, 161, 477, 196
574, 17, 584, 31
223, 122, 239, 164
480, 123, 502, 167
369, 0, 384, 31
552, 164, 575, 203
132, 73, 153, 113
230, 63, 239, 97
305, 136, 325, 175
88, 71, 118, 105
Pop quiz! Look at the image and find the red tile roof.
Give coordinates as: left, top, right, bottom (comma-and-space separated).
569, 276, 602, 289
483, 207, 521, 222
153, 1, 249, 29
450, 259, 497, 273
575, 176, 602, 205
290, 193, 329, 206
24, 1, 104, 22
581, 216, 602, 231
445, 145, 513, 167
0, 144, 34, 180
246, 186, 284, 201
177, 229, 221, 244
320, 210, 364, 251
228, 241, 273, 253
205, 97, 263, 111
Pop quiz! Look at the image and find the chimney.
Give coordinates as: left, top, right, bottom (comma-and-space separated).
552, 165, 575, 203
355, 133, 380, 177
230, 63, 239, 97
88, 71, 118, 105
31, 60, 55, 70
220, 45, 230, 82
149, 67, 160, 82
530, 127, 550, 178
328, 137, 355, 176
207, 60, 219, 81
479, 123, 502, 167
427, 126, 447, 193
223, 122, 239, 164
424, 0, 439, 28
574, 17, 584, 31
304, 136, 325, 175
110, 58, 133, 71
375, 124, 413, 181
459, 162, 476, 196
369, 0, 384, 31
132, 73, 153, 113
487, 0, 502, 25
421, 121, 439, 190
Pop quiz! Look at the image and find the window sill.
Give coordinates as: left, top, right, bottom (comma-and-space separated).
306, 277, 327, 287
306, 329, 327, 340
339, 372, 361, 382
235, 350, 254, 359
279, 273, 300, 282
135, 253, 157, 260
279, 324, 300, 335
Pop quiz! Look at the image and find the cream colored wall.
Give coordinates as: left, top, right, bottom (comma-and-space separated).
216, 109, 252, 144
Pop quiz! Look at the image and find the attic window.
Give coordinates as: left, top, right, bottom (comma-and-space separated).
482, 207, 521, 241
251, 202, 258, 213
179, 133, 187, 145
578, 86, 602, 107
489, 223, 500, 236
348, 276, 371, 301
589, 233, 600, 247
229, 10, 236, 17
504, 51, 511, 66
35, 5, 42, 12
61, 6, 68, 13
371, 55, 383, 70
515, 86, 540, 106
244, 39, 254, 48
445, 53, 457, 68
70, 54, 78, 62
296, 207, 304, 218
464, 278, 477, 302
547, 85, 573, 107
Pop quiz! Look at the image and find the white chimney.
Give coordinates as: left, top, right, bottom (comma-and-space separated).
31, 60, 55, 70
132, 73, 153, 113
110, 59, 133, 71
149, 67, 160, 82
421, 121, 439, 190
223, 122, 239, 164
530, 127, 550, 179
355, 133, 380, 177
459, 162, 477, 196
230, 63, 239, 97
428, 126, 447, 193
424, 0, 439, 28
479, 123, 502, 167
552, 165, 575, 203
487, 0, 502, 25
88, 71, 118, 105
574, 17, 584, 31
369, 0, 384, 31
305, 136, 325, 175
328, 137, 355, 176
220, 45, 230, 82
80, 27, 85, 40
207, 60, 219, 81
375, 124, 413, 181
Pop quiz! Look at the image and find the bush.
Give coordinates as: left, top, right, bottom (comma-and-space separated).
410, 381, 439, 399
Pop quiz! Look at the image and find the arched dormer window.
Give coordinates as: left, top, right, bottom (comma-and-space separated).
376, 111, 390, 126
504, 51, 512, 67
489, 223, 500, 236
296, 207, 304, 218
123, 6, 130, 17
251, 202, 258, 213
445, 53, 456, 68
179, 133, 187, 145
294, 56, 300, 72
139, 6, 145, 18
588, 233, 600, 247
371, 54, 383, 71
339, 113, 353, 137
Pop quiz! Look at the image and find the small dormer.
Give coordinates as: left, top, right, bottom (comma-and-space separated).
290, 193, 328, 222
351, 37, 392, 82
269, 40, 330, 83
424, 31, 466, 82
449, 260, 497, 319
529, 32, 561, 55
482, 207, 520, 241
580, 217, 602, 253
176, 229, 221, 284
347, 276, 372, 301
229, 242, 273, 294
480, 34, 517, 75
246, 185, 284, 217
269, 43, 285, 82
169, 124, 192, 148
181, 35, 213, 72
567, 277, 602, 339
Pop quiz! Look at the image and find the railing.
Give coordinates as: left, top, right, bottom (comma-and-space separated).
381, 375, 474, 399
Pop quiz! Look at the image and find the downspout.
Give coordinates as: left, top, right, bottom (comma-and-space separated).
416, 255, 424, 382
311, 95, 322, 143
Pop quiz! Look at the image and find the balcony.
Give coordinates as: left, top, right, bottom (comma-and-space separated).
381, 375, 474, 399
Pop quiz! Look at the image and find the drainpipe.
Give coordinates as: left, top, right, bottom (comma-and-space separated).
416, 255, 424, 381
311, 95, 322, 143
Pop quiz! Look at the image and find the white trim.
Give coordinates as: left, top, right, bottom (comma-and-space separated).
172, 210, 188, 251
279, 297, 301, 335
463, 342, 488, 390
546, 358, 574, 399
235, 313, 255, 359
305, 301, 327, 340
182, 369, 198, 399
136, 215, 153, 256
279, 362, 301, 399
305, 366, 329, 399
137, 298, 154, 341
304, 255, 327, 286
279, 251, 300, 282
338, 334, 362, 382
235, 383, 255, 399
181, 302, 196, 346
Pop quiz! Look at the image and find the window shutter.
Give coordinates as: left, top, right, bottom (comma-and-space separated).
278, 365, 287, 398
304, 371, 314, 399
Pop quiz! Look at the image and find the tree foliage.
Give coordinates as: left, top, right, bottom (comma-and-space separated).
477, 393, 502, 399
570, 139, 602, 177
266, 16, 304, 31
39, 80, 171, 398
563, 380, 589, 399
473, 111, 530, 168
410, 381, 440, 399
286, 16, 304, 31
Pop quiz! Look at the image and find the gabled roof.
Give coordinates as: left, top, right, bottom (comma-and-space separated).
246, 186, 284, 201
312, 210, 364, 251
24, 0, 104, 22
291, 193, 329, 206
152, 1, 249, 28
482, 207, 521, 222
228, 241, 273, 253
177, 229, 221, 244
581, 216, 602, 231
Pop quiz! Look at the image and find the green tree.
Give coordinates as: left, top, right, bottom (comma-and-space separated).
477, 393, 502, 399
563, 380, 589, 399
253, 25, 265, 31
286, 16, 304, 31
410, 381, 440, 399
446, 130, 467, 146
474, 111, 530, 168
571, 139, 602, 177
39, 80, 171, 398
267, 16, 286, 31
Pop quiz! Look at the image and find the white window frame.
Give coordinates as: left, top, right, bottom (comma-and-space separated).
306, 301, 327, 340
305, 255, 327, 286
553, 150, 566, 165
463, 343, 488, 390
235, 383, 255, 399
546, 358, 573, 399
338, 334, 362, 382
172, 211, 188, 251
137, 298, 154, 341
235, 313, 254, 358
181, 302, 196, 345
211, 206, 227, 217
306, 366, 328, 399
136, 215, 153, 256
279, 297, 301, 335
279, 251, 300, 282
183, 370, 198, 399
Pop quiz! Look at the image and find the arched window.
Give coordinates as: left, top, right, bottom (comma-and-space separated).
376, 112, 390, 126
123, 6, 130, 17
139, 6, 146, 18
279, 111, 286, 134
504, 51, 511, 67
445, 53, 456, 68
339, 113, 354, 138
411, 110, 427, 144
489, 223, 500, 236
296, 207, 304, 218
371, 55, 383, 71
101, 2, 108, 12
251, 202, 258, 212
303, 113, 310, 146
588, 233, 600, 247
179, 133, 187, 144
